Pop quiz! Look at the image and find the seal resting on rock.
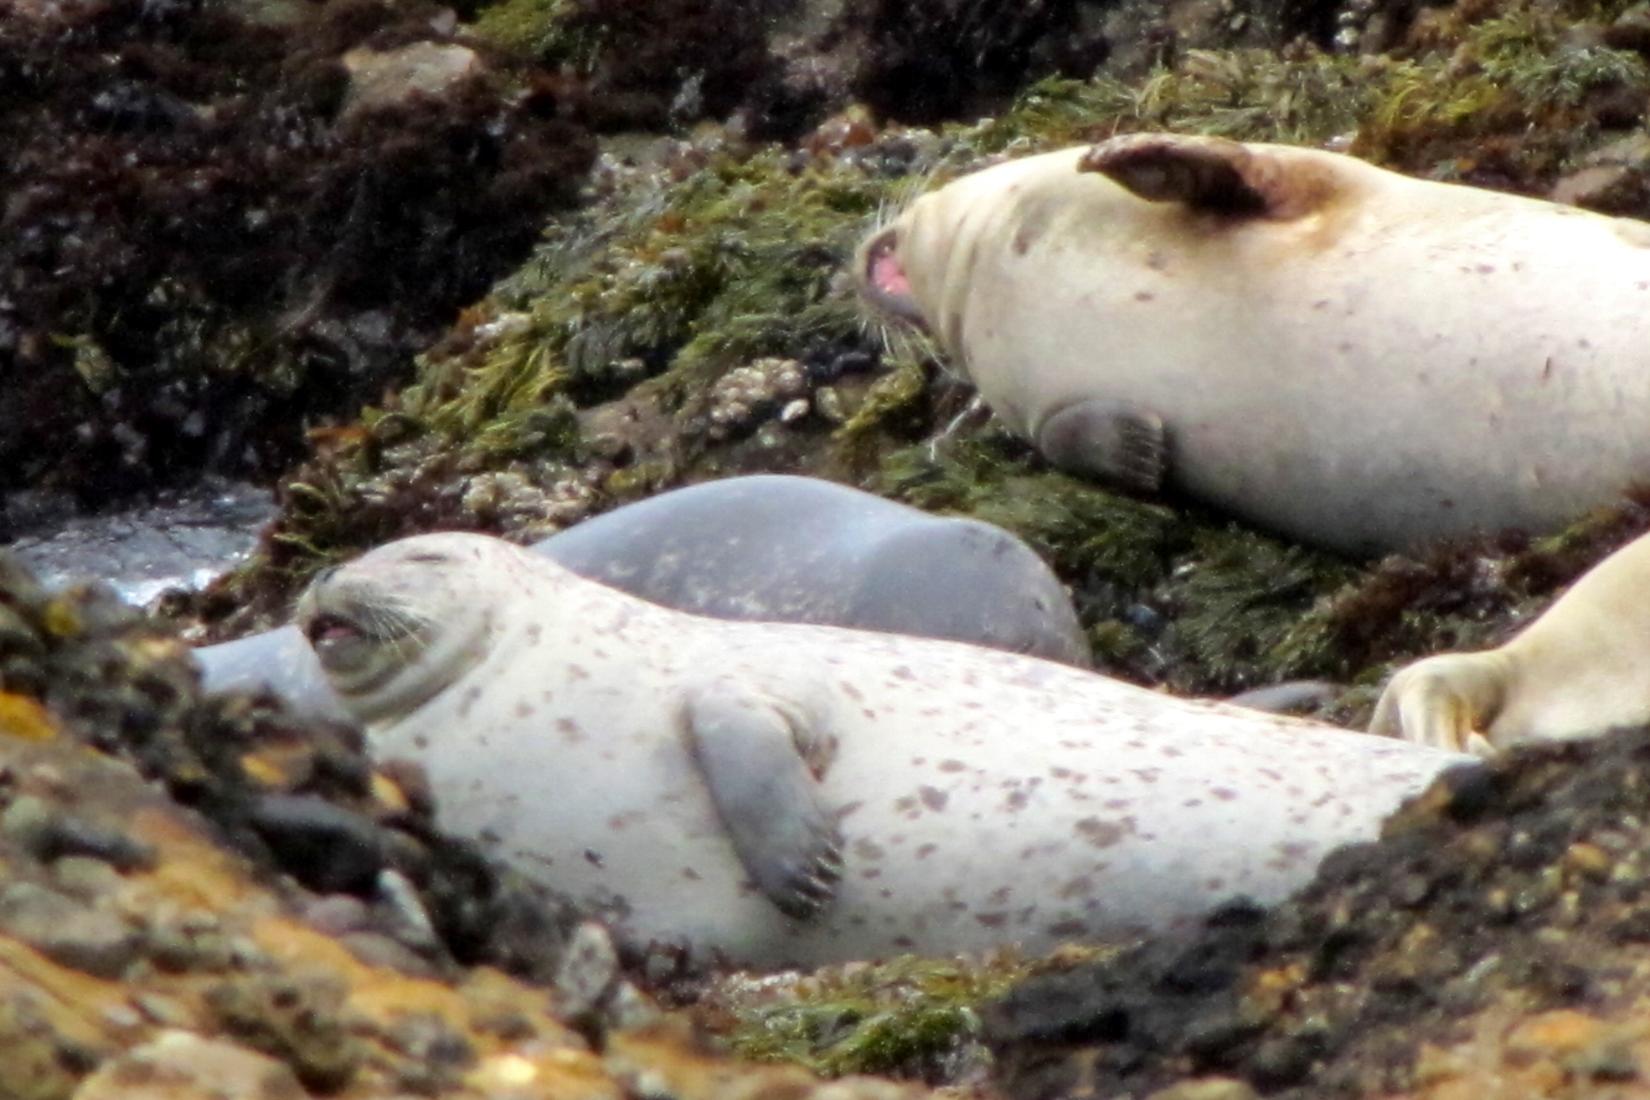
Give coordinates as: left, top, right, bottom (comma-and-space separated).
1371, 533, 1650, 755
195, 476, 1088, 723
297, 531, 1473, 967
856, 132, 1650, 555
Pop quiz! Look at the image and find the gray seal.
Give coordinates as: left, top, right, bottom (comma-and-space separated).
295, 531, 1473, 968
195, 475, 1088, 721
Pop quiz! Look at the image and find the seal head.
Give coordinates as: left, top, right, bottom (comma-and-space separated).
296, 539, 497, 727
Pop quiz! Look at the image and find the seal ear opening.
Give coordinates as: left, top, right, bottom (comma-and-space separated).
1079, 133, 1316, 220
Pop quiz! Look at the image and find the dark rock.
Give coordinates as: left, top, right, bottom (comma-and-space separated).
0, 0, 594, 504
247, 793, 390, 894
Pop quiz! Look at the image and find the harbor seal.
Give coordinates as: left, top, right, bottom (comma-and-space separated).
296, 531, 1473, 967
1371, 533, 1650, 754
856, 132, 1650, 555
195, 476, 1088, 722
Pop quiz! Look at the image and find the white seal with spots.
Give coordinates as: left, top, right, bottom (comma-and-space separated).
298, 532, 1473, 967
856, 133, 1650, 555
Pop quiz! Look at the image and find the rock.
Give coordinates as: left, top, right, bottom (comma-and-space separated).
341, 42, 486, 120
246, 794, 389, 895
1550, 133, 1650, 212
0, 796, 156, 872
204, 973, 362, 1093
0, 883, 142, 980
70, 1030, 306, 1100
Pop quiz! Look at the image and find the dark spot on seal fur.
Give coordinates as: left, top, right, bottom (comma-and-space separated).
1076, 818, 1132, 848
919, 786, 948, 811
1059, 876, 1093, 899
977, 912, 1009, 929
939, 760, 967, 773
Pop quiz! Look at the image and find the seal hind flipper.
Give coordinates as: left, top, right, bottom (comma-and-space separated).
683, 682, 845, 920
1079, 134, 1325, 220
1035, 400, 1167, 493
1369, 652, 1505, 757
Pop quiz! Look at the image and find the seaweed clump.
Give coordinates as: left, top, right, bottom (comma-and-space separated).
0, 0, 594, 508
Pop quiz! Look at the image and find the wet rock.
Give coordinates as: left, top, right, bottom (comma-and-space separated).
0, 883, 143, 980
246, 794, 389, 895
70, 1030, 306, 1100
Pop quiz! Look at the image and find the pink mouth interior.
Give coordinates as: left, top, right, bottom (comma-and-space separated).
869, 243, 912, 298
307, 615, 361, 646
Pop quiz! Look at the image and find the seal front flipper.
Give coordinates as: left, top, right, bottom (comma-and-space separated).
1078, 133, 1328, 220
1369, 652, 1507, 757
1036, 400, 1167, 493
683, 681, 845, 920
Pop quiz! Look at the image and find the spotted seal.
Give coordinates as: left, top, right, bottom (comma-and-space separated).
856, 133, 1650, 555
1371, 533, 1650, 754
297, 531, 1472, 967
194, 476, 1088, 722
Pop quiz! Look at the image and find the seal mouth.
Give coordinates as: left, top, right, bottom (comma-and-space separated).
856, 226, 928, 331
299, 592, 430, 681
302, 608, 379, 677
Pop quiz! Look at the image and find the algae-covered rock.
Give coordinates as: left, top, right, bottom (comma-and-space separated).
983, 727, 1650, 1098
0, 0, 594, 508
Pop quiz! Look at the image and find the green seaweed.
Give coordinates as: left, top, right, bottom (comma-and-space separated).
722, 955, 1030, 1079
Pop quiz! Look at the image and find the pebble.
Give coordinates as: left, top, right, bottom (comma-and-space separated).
71, 1029, 307, 1100
0, 882, 143, 979
1, 795, 155, 871
552, 920, 621, 1021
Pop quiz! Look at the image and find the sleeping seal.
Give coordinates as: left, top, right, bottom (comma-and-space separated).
196, 475, 1088, 722
296, 531, 1473, 968
1372, 532, 1650, 754
856, 132, 1650, 555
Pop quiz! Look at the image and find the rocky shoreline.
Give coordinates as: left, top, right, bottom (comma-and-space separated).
10, 0, 1650, 1097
